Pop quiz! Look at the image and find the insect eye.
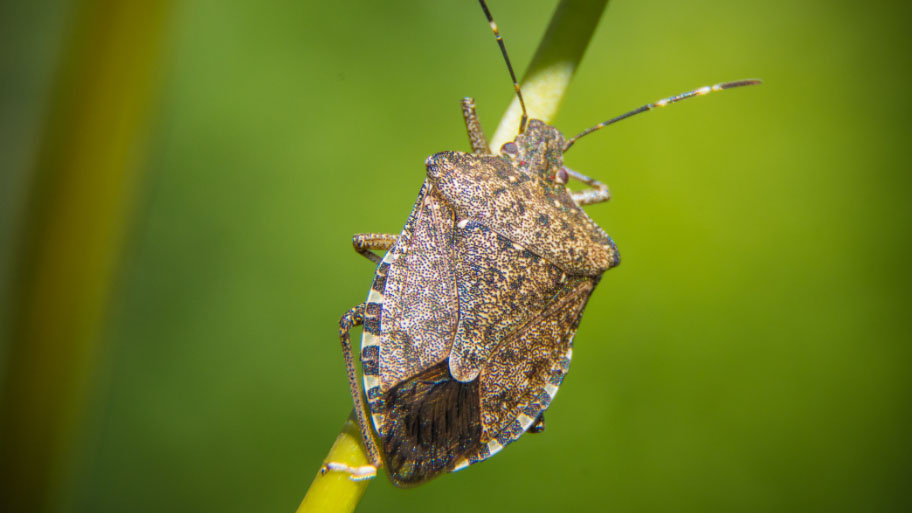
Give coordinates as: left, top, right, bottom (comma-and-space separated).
501, 142, 518, 156
555, 167, 569, 185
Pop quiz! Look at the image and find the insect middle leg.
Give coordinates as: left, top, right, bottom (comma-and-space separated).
321, 303, 383, 481
352, 233, 397, 264
461, 97, 490, 154
566, 167, 611, 206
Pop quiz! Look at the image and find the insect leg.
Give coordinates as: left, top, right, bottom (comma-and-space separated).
352, 233, 398, 264
321, 303, 382, 481
461, 97, 490, 154
528, 412, 546, 434
566, 167, 611, 206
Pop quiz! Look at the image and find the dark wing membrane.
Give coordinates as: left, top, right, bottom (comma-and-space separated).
379, 180, 459, 391
380, 360, 482, 487
427, 152, 619, 276
448, 220, 566, 382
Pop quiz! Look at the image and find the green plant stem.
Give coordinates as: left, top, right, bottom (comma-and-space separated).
297, 1, 608, 511
296, 412, 372, 513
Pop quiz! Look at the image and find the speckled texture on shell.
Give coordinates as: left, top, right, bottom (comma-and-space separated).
448, 220, 567, 382
377, 180, 458, 392
477, 275, 593, 448
427, 120, 620, 276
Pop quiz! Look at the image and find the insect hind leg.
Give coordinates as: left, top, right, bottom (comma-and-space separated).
320, 304, 382, 481
528, 412, 546, 434
566, 167, 611, 206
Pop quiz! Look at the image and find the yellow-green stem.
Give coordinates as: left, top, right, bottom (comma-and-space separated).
297, 1, 608, 511
296, 412, 372, 513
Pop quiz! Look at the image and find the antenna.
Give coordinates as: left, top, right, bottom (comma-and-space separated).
478, 0, 528, 133
563, 79, 762, 151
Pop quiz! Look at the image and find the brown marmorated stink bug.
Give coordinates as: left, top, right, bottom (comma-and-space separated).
322, 0, 760, 487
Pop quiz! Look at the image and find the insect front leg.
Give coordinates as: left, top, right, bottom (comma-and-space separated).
461, 97, 490, 154
321, 303, 382, 481
352, 233, 398, 264
566, 167, 611, 206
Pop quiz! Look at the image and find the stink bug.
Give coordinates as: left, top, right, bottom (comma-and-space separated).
323, 0, 759, 486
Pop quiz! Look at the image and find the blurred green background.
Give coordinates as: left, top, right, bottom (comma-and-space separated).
2, 0, 910, 512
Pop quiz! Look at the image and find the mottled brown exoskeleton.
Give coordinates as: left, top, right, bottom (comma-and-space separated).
323, 0, 760, 487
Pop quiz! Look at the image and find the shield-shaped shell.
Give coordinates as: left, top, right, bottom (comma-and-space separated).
358, 120, 619, 486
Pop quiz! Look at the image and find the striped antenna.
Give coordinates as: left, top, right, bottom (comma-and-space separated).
563, 79, 762, 151
479, 0, 528, 133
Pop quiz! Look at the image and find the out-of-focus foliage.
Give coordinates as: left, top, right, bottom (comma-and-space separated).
1, 1, 909, 512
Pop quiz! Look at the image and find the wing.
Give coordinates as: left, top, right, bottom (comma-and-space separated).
374, 180, 459, 392
448, 220, 566, 382
426, 151, 619, 276
451, 275, 596, 471
379, 360, 481, 487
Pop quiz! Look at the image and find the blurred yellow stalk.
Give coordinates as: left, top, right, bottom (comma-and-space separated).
0, 1, 171, 512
